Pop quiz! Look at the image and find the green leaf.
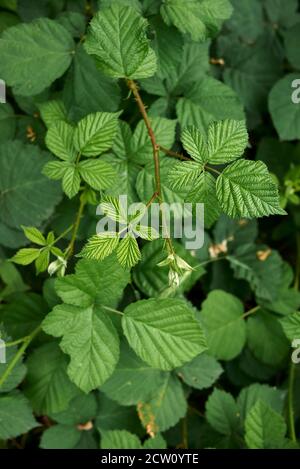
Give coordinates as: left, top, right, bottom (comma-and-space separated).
269, 74, 300, 141
35, 248, 50, 274
74, 112, 119, 157
207, 119, 248, 164
0, 292, 48, 339
42, 257, 130, 392
78, 159, 116, 190
284, 24, 300, 70
43, 303, 120, 394
40, 425, 81, 449
46, 122, 77, 162
245, 400, 287, 449
52, 393, 98, 426
280, 312, 300, 341
96, 394, 141, 433
122, 298, 207, 370
38, 100, 68, 128
11, 248, 41, 265
24, 342, 79, 415
0, 18, 74, 96
0, 141, 62, 229
206, 389, 240, 435
100, 342, 166, 406
43, 161, 70, 180
247, 311, 289, 366
143, 434, 167, 449
21, 226, 46, 246
0, 337, 26, 393
79, 233, 119, 262
161, 0, 233, 42
138, 374, 187, 432
117, 233, 141, 269
186, 171, 221, 228
216, 159, 285, 219
101, 430, 142, 449
84, 5, 157, 79
63, 46, 121, 120
228, 244, 284, 302
237, 384, 284, 423
131, 117, 176, 164
178, 353, 223, 390
0, 103, 16, 143
0, 391, 38, 439
181, 126, 208, 163
133, 239, 204, 297
62, 166, 81, 199
226, 0, 264, 42
200, 290, 246, 360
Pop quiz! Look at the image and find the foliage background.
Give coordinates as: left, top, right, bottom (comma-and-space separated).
0, 0, 300, 450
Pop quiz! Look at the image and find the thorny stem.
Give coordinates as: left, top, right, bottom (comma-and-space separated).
159, 146, 190, 161
0, 325, 41, 389
65, 195, 87, 260
126, 79, 175, 257
146, 192, 159, 209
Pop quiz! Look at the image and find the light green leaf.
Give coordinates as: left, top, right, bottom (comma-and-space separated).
21, 226, 46, 246
207, 119, 248, 164
216, 159, 286, 219
143, 434, 167, 449
0, 18, 74, 96
200, 290, 246, 360
24, 342, 79, 415
84, 5, 157, 79
186, 171, 221, 228
78, 159, 116, 190
62, 166, 81, 198
101, 430, 142, 449
181, 126, 208, 163
206, 389, 240, 435
245, 400, 287, 449
38, 100, 68, 128
46, 122, 77, 162
0, 391, 38, 439
35, 248, 50, 274
79, 233, 119, 262
178, 353, 223, 390
74, 112, 119, 157
11, 248, 40, 265
43, 303, 120, 394
117, 233, 141, 269
42, 257, 130, 392
122, 298, 207, 370
43, 161, 70, 180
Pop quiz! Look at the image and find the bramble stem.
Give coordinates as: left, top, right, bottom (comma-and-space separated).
126, 79, 175, 256
159, 146, 190, 161
0, 325, 41, 389
127, 80, 162, 197
288, 362, 297, 442
65, 195, 87, 259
